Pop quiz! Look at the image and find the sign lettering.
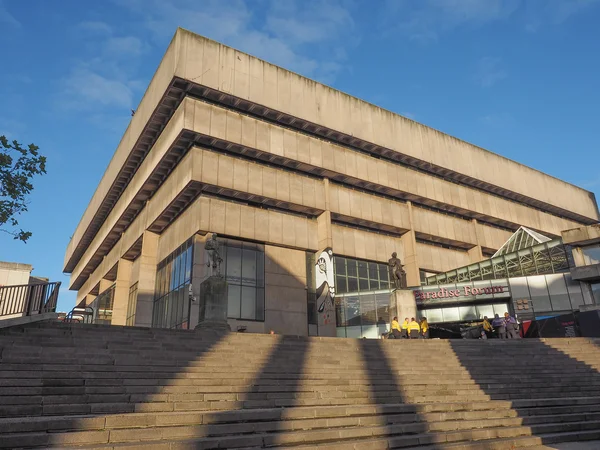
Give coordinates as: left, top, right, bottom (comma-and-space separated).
414, 285, 508, 303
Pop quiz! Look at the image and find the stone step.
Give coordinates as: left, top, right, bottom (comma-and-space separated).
7, 418, 600, 449
3, 411, 600, 449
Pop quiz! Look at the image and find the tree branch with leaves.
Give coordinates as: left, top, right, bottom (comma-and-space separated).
0, 135, 47, 242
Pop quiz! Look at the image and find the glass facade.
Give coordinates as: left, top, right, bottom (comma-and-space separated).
219, 239, 265, 321
334, 256, 392, 338
90, 284, 115, 325
419, 302, 510, 324
126, 282, 138, 326
334, 256, 390, 294
152, 238, 193, 329
426, 239, 570, 285
336, 291, 392, 338
592, 283, 600, 304
582, 244, 600, 266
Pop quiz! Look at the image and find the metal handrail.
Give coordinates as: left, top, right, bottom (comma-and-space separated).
0, 282, 61, 318
63, 306, 94, 324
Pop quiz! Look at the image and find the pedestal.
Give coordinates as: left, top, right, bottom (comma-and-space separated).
195, 276, 231, 331
389, 289, 418, 322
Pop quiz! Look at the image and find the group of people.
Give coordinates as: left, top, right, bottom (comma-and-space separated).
481, 312, 520, 339
387, 316, 429, 339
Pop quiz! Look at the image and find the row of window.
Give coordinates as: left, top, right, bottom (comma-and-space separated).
334, 257, 391, 294
152, 239, 193, 329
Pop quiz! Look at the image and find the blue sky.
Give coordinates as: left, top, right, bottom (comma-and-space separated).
1, 0, 599, 312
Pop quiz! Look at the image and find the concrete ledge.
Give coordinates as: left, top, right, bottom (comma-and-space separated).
562, 224, 600, 246
570, 264, 600, 282
0, 312, 59, 329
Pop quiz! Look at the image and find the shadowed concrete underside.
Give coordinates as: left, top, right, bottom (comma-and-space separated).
2, 322, 600, 449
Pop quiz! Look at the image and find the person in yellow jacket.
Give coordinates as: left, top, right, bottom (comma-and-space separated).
482, 316, 493, 339
390, 316, 401, 339
408, 317, 421, 339
401, 317, 409, 339
420, 317, 429, 339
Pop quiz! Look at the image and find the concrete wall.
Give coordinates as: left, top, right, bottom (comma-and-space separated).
171, 29, 598, 221
0, 262, 32, 287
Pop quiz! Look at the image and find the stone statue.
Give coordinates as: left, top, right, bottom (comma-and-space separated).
388, 252, 407, 289
205, 233, 223, 276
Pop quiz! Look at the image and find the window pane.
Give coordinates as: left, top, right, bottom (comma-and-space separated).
369, 276, 380, 291
360, 294, 376, 326
185, 246, 193, 283
242, 249, 257, 286
459, 305, 477, 321
344, 295, 361, 327
379, 264, 389, 282
358, 261, 368, 279
227, 285, 241, 318
335, 297, 346, 326
178, 285, 186, 326
368, 263, 379, 281
347, 260, 357, 277
241, 287, 256, 320
179, 250, 187, 286
335, 257, 346, 276
348, 277, 358, 293
226, 247, 242, 283
256, 249, 265, 287
359, 278, 369, 291
583, 245, 600, 265
255, 288, 265, 321
477, 304, 495, 320
335, 275, 347, 294
442, 307, 460, 322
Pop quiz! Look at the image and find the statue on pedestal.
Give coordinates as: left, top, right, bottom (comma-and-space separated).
196, 233, 229, 331
205, 233, 223, 277
388, 252, 407, 289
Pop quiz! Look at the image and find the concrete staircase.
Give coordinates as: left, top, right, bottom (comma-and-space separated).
2, 322, 600, 449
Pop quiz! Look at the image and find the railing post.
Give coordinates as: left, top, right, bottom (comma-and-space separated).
40, 284, 48, 314
25, 285, 34, 316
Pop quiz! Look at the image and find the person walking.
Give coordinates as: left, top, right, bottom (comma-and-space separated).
504, 312, 519, 339
420, 317, 429, 339
492, 313, 507, 339
408, 317, 421, 339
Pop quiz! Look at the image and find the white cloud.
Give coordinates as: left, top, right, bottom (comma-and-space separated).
62, 68, 134, 110
479, 112, 515, 128
59, 20, 150, 117
474, 57, 507, 88
0, 0, 20, 27
383, 0, 519, 42
104, 36, 147, 58
113, 0, 357, 82
0, 118, 26, 139
382, 0, 600, 40
77, 20, 113, 35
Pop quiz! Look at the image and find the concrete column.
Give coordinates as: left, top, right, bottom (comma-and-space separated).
111, 259, 133, 326
99, 278, 113, 293
190, 233, 209, 329
469, 219, 484, 263
316, 179, 333, 251
84, 294, 96, 307
134, 231, 159, 327
400, 201, 420, 287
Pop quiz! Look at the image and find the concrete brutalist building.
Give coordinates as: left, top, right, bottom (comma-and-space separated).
63, 28, 600, 336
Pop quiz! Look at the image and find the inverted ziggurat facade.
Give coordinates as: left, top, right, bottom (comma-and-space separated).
64, 28, 600, 337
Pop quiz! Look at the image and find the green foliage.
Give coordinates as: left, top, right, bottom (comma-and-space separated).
0, 135, 47, 242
